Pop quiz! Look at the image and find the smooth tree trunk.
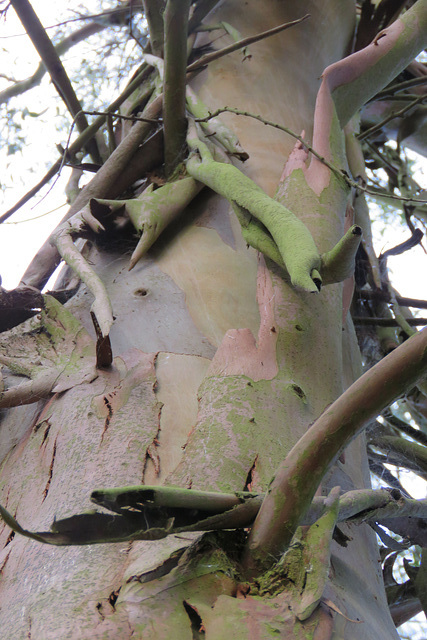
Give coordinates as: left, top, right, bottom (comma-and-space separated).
0, 1, 425, 638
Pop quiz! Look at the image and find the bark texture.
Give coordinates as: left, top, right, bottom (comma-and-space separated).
0, 1, 411, 638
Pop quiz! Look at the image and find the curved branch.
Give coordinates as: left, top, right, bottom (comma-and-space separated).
50, 211, 113, 340
242, 324, 427, 577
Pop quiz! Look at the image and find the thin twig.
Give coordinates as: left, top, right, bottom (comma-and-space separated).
373, 75, 427, 100
187, 14, 310, 72
358, 94, 427, 141
55, 108, 162, 185
0, 64, 152, 223
353, 317, 427, 326
195, 107, 427, 204
359, 289, 427, 311
20, 95, 163, 290
0, 23, 106, 105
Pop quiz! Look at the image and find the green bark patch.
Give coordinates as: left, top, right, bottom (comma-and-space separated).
168, 375, 309, 492
0, 294, 98, 408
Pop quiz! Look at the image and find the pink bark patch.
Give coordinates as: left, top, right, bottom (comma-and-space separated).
208, 256, 278, 381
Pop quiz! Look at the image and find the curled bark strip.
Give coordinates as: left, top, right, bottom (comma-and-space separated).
51, 214, 113, 341
186, 126, 321, 293
1, 485, 424, 546
127, 177, 203, 269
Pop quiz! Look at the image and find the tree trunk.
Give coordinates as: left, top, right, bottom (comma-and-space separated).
0, 0, 424, 638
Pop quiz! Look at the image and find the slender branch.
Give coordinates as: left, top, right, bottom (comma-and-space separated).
358, 94, 427, 141
142, 0, 164, 56
374, 75, 427, 99
0, 22, 105, 105
10, 0, 101, 163
358, 289, 427, 311
242, 325, 427, 577
20, 95, 163, 290
186, 14, 310, 73
163, 0, 191, 177
50, 213, 113, 340
353, 317, 427, 326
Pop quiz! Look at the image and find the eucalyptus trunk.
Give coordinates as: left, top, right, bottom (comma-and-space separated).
0, 1, 426, 638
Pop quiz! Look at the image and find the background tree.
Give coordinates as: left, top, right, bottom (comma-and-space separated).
1, 1, 427, 638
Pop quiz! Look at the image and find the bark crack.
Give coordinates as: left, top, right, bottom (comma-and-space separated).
42, 437, 57, 501
183, 600, 205, 638
244, 455, 259, 492
0, 549, 11, 573
100, 394, 114, 442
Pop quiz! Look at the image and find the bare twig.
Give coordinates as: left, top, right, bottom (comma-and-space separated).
372, 75, 427, 100
20, 95, 163, 290
0, 23, 106, 105
358, 94, 427, 141
359, 289, 427, 311
353, 317, 427, 326
196, 107, 427, 204
187, 14, 310, 72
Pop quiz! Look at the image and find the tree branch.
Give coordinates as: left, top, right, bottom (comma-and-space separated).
327, 0, 427, 128
187, 14, 310, 73
10, 0, 101, 163
142, 0, 164, 56
163, 0, 191, 177
242, 324, 427, 577
0, 23, 105, 105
